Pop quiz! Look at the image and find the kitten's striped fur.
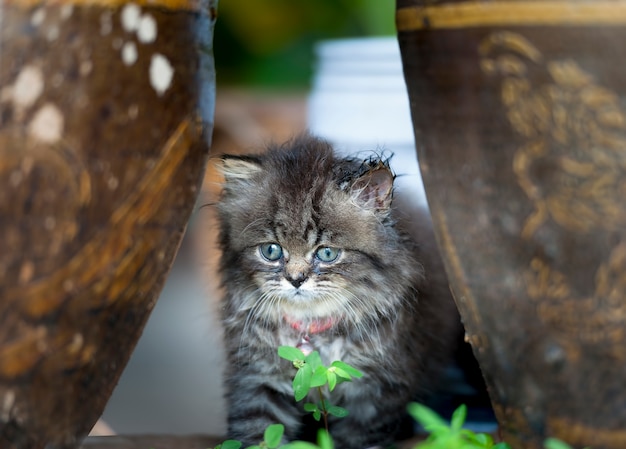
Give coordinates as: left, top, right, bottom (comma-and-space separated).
216, 135, 459, 448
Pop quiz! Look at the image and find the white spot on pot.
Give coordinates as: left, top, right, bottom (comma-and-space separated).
44, 216, 56, 230
13, 65, 44, 109
121, 41, 138, 66
63, 279, 75, 292
31, 8, 45, 26
69, 333, 84, 352
100, 11, 113, 35
35, 326, 48, 351
121, 3, 141, 33
149, 53, 173, 96
28, 103, 64, 144
9, 170, 23, 187
107, 176, 119, 190
128, 103, 139, 119
19, 261, 35, 284
60, 4, 73, 20
80, 60, 93, 76
137, 14, 157, 43
1, 391, 15, 420
46, 25, 60, 41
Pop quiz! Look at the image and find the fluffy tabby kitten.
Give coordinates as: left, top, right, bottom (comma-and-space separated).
216, 135, 459, 448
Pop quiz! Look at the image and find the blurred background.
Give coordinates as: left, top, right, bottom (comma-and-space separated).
214, 0, 395, 87
100, 0, 401, 437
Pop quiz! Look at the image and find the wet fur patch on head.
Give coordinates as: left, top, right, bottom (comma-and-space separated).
348, 158, 395, 213
335, 154, 394, 188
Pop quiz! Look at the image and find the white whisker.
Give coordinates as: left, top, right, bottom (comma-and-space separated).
239, 217, 269, 239
238, 287, 282, 355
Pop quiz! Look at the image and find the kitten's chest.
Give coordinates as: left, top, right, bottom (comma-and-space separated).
278, 329, 347, 365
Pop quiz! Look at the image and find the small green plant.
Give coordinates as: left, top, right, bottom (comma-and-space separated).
277, 345, 363, 433
213, 424, 284, 449
212, 346, 585, 449
210, 346, 361, 449
409, 403, 588, 449
282, 429, 334, 449
544, 438, 588, 449
214, 440, 244, 449
409, 403, 511, 449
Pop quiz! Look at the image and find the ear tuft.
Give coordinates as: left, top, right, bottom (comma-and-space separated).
351, 166, 394, 211
219, 155, 263, 181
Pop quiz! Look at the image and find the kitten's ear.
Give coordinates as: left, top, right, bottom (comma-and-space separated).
351, 166, 394, 212
218, 155, 263, 181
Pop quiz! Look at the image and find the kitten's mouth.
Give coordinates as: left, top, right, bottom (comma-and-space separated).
284, 315, 336, 334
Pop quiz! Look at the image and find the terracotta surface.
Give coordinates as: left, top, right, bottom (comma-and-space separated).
397, 1, 626, 448
0, 0, 216, 447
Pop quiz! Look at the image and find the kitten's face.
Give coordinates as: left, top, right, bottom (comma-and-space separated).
241, 191, 378, 324
218, 137, 419, 330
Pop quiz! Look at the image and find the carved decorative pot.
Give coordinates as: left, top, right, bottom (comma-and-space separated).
396, 1, 626, 448
0, 0, 216, 447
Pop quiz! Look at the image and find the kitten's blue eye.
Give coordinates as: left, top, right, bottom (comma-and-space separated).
316, 246, 340, 263
260, 243, 283, 261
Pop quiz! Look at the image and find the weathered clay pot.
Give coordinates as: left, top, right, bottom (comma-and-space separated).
397, 1, 626, 448
0, 0, 216, 447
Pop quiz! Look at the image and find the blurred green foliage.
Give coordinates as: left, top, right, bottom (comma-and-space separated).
213, 0, 395, 88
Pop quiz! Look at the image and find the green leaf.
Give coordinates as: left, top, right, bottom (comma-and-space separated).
330, 361, 363, 378
263, 423, 284, 449
310, 366, 328, 388
281, 442, 319, 449
414, 433, 459, 449
326, 404, 349, 418
493, 443, 513, 449
327, 370, 337, 391
329, 366, 351, 382
407, 403, 449, 432
305, 351, 323, 371
278, 346, 305, 362
544, 438, 575, 449
317, 429, 334, 449
463, 430, 494, 447
304, 402, 318, 412
293, 364, 312, 401
219, 440, 243, 449
461, 430, 495, 447
304, 403, 322, 421
244, 446, 261, 449
450, 404, 467, 432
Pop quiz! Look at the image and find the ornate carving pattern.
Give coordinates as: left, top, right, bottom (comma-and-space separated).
481, 31, 626, 354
